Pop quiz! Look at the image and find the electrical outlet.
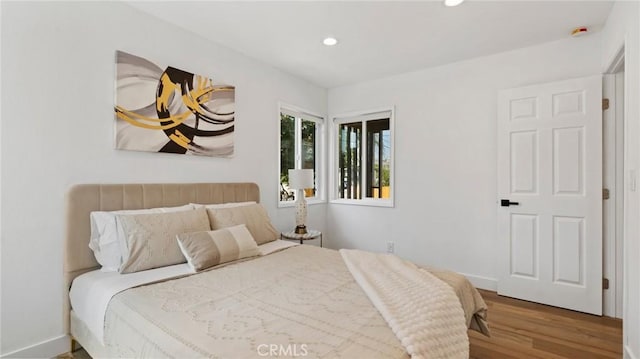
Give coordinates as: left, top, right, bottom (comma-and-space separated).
386, 241, 394, 254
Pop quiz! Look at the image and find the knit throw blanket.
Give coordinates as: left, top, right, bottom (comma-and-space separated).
340, 249, 469, 359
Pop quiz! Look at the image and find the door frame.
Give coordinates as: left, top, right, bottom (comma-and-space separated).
603, 47, 625, 318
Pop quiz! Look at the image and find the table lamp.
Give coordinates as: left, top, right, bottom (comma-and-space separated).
288, 169, 314, 234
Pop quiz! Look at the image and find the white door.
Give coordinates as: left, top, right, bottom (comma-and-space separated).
497, 75, 602, 315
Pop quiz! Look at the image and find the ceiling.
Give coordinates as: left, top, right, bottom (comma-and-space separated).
127, 1, 614, 89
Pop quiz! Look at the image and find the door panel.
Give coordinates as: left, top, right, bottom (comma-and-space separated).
511, 131, 538, 194
498, 75, 602, 315
553, 127, 584, 195
553, 216, 584, 285
510, 214, 538, 278
553, 90, 585, 117
510, 97, 538, 120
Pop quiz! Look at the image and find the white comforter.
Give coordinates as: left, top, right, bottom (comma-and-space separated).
340, 249, 469, 358
70, 240, 299, 344
71, 244, 480, 358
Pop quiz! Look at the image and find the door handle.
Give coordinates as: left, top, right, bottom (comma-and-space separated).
500, 199, 520, 207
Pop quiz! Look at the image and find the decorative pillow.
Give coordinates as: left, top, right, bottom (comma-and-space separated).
191, 201, 256, 209
176, 224, 260, 272
89, 204, 194, 271
116, 207, 210, 274
206, 204, 278, 245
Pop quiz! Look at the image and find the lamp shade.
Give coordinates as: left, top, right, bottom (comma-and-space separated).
288, 169, 314, 189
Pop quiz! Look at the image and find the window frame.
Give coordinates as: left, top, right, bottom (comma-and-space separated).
277, 102, 326, 208
329, 106, 395, 207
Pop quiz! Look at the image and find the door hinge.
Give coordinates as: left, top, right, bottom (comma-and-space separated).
603, 98, 610, 110
603, 188, 610, 200
603, 278, 610, 290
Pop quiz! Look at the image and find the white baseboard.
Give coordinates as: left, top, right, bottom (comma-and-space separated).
1, 334, 70, 359
461, 273, 498, 291
625, 345, 638, 359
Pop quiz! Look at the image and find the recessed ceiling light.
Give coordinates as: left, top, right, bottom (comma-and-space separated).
323, 37, 338, 46
444, 0, 465, 6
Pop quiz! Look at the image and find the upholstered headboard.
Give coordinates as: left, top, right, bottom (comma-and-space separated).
63, 182, 260, 332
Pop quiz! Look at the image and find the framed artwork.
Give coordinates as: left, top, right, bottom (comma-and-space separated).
114, 50, 235, 157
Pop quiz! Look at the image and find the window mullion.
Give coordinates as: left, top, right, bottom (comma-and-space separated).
361, 120, 367, 200
295, 117, 302, 169
336, 124, 342, 199
315, 121, 321, 197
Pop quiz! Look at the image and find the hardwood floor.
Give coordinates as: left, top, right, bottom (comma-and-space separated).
470, 290, 623, 359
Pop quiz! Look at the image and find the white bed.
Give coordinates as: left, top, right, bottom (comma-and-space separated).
64, 183, 488, 358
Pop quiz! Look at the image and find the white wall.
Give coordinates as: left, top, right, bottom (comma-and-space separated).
0, 2, 327, 356
601, 2, 640, 358
327, 35, 603, 289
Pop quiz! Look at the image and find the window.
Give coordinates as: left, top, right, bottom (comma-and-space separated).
279, 104, 324, 205
332, 108, 394, 206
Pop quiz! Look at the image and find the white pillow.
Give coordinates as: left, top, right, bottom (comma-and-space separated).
89, 204, 194, 271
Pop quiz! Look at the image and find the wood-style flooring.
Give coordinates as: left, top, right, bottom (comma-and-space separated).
470, 289, 623, 359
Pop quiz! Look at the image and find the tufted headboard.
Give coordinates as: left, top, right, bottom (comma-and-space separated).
63, 182, 260, 332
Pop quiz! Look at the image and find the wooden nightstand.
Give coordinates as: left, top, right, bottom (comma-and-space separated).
280, 230, 323, 247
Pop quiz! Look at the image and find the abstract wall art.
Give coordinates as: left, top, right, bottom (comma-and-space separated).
114, 50, 235, 157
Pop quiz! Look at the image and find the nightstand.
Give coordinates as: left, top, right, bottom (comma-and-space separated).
280, 230, 323, 247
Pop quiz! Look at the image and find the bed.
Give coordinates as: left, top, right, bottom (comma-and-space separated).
64, 183, 488, 358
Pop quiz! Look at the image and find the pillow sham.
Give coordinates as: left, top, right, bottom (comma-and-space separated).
89, 204, 194, 271
191, 201, 256, 209
116, 207, 210, 274
206, 203, 278, 245
176, 224, 260, 272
